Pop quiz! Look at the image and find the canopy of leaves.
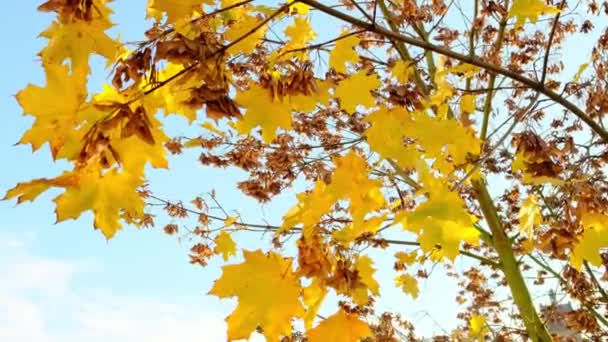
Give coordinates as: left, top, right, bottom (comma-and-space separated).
6, 0, 608, 340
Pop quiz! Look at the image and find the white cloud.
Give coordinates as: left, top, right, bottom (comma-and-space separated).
0, 233, 238, 342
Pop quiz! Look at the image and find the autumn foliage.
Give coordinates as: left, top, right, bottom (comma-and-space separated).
6, 0, 608, 340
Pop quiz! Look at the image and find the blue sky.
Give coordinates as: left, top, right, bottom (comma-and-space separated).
2, 1, 598, 341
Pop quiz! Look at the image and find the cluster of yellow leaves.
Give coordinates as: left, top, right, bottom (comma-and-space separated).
209, 249, 373, 341
234, 81, 330, 142
281, 150, 385, 243
365, 105, 480, 174
9, 1, 588, 340
6, 0, 186, 238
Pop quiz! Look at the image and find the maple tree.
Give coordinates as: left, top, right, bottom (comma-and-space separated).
6, 0, 608, 340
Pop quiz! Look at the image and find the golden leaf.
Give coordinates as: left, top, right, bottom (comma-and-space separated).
395, 273, 419, 299
329, 33, 359, 73
365, 106, 421, 169
209, 250, 304, 341
519, 195, 542, 236
330, 150, 386, 223
147, 0, 213, 24
395, 251, 418, 266
224, 14, 268, 55
224, 216, 238, 227
287, 0, 310, 15
391, 60, 414, 84
334, 70, 379, 113
235, 83, 293, 143
280, 16, 316, 60
406, 191, 480, 261
16, 63, 86, 158
302, 278, 327, 329
508, 0, 560, 28
39, 19, 118, 76
469, 315, 490, 341
214, 231, 237, 261
460, 94, 476, 114
307, 309, 372, 342
353, 255, 380, 306
53, 166, 145, 239
571, 211, 608, 269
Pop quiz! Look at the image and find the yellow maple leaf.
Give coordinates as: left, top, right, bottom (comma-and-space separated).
92, 86, 169, 176
519, 195, 542, 236
365, 106, 421, 169
209, 250, 304, 341
335, 70, 379, 113
224, 14, 268, 55
280, 180, 334, 238
39, 19, 118, 77
406, 191, 480, 261
508, 0, 560, 28
391, 60, 414, 84
283, 151, 385, 239
302, 278, 327, 329
395, 273, 419, 299
425, 57, 454, 111
3, 172, 77, 204
404, 112, 481, 173
329, 33, 359, 73
395, 251, 418, 266
155, 63, 200, 123
16, 63, 86, 159
287, 0, 310, 15
147, 0, 213, 24
224, 216, 238, 227
6, 164, 147, 239
54, 166, 145, 239
235, 83, 293, 142
353, 255, 380, 306
214, 231, 237, 261
307, 309, 372, 342
290, 79, 332, 112
332, 215, 386, 246
571, 211, 608, 269
460, 94, 476, 114
280, 16, 316, 60
521, 238, 536, 254
469, 314, 490, 341
330, 151, 385, 223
